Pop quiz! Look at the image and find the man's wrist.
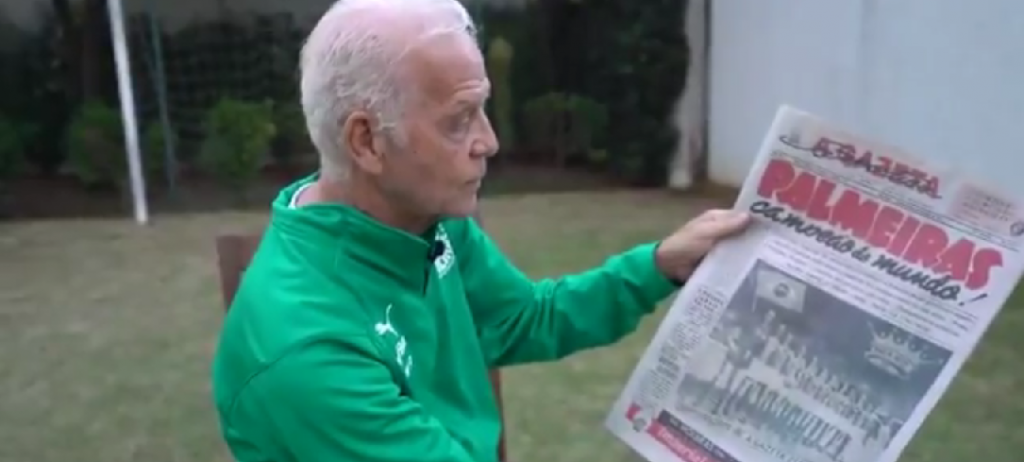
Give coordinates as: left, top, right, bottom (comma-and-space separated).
654, 240, 703, 287
668, 259, 703, 287
653, 240, 682, 287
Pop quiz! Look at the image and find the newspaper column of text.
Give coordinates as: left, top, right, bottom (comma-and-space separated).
632, 286, 727, 414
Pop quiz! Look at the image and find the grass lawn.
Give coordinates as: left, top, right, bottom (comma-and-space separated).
1, 190, 1022, 462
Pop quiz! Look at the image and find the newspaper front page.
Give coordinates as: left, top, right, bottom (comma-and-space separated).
606, 105, 1024, 462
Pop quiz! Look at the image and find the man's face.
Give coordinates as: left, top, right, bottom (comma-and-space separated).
378, 33, 498, 219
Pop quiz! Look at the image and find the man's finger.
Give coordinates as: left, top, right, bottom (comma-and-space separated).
695, 209, 735, 222
693, 211, 750, 238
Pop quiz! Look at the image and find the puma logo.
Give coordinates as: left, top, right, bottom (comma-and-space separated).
374, 304, 397, 337
374, 304, 413, 377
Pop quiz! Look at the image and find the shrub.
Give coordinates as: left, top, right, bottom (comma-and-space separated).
0, 115, 24, 218
270, 100, 308, 168
0, 115, 28, 181
486, 36, 516, 154
142, 122, 179, 187
66, 101, 178, 191
66, 101, 125, 190
533, 0, 689, 184
522, 92, 608, 167
198, 98, 276, 196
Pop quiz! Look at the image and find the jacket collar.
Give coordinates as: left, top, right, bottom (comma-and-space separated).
270, 174, 438, 293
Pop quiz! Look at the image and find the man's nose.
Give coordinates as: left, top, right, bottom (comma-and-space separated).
472, 115, 500, 158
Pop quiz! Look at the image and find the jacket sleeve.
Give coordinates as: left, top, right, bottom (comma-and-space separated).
456, 218, 679, 367
234, 336, 475, 462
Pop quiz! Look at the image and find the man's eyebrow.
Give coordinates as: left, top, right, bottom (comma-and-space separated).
448, 100, 476, 113
445, 82, 491, 109
452, 94, 489, 110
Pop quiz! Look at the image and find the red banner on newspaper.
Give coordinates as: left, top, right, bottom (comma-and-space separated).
749, 155, 1002, 304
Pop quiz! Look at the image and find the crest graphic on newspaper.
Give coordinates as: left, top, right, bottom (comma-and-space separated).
865, 325, 936, 380
754, 268, 806, 313
1011, 220, 1024, 237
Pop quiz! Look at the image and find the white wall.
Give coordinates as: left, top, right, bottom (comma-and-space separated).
708, 0, 1024, 192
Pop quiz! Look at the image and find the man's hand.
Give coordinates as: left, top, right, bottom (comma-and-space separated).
655, 209, 751, 282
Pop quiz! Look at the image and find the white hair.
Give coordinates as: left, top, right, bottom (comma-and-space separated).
300, 0, 478, 181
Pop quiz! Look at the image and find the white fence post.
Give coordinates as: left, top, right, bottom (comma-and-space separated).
107, 0, 150, 225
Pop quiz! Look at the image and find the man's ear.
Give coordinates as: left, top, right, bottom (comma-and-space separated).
343, 110, 384, 175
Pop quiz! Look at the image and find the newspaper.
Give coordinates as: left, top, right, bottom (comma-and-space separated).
606, 105, 1024, 462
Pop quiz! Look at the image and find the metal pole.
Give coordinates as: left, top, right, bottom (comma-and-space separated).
147, 11, 177, 192
107, 0, 150, 225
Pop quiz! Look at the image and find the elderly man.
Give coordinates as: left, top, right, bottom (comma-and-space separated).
210, 0, 749, 461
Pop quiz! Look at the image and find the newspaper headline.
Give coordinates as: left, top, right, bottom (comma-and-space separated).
750, 135, 1001, 304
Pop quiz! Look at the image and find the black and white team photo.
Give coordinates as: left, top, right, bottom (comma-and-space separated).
674, 260, 952, 462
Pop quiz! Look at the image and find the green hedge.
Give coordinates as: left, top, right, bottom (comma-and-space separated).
478, 0, 690, 186
559, 0, 690, 185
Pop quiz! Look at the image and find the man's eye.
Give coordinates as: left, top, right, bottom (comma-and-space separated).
451, 114, 472, 132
